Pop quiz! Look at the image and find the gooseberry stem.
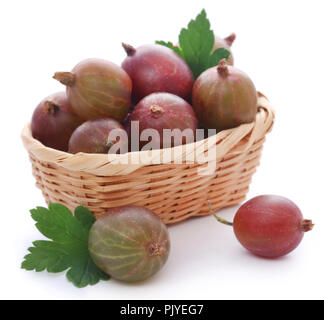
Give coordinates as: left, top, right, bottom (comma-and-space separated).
43, 101, 59, 115
217, 59, 229, 77
122, 43, 136, 56
224, 33, 236, 47
53, 72, 76, 87
301, 219, 314, 232
208, 200, 233, 226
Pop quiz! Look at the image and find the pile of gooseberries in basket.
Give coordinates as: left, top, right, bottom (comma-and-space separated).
23, 10, 313, 288
31, 14, 255, 154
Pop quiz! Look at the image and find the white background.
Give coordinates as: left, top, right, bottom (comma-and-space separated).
1, 0, 323, 300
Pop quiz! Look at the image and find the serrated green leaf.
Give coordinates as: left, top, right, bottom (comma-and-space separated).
155, 41, 183, 57
22, 204, 110, 288
208, 48, 231, 69
157, 9, 231, 79
66, 257, 110, 288
74, 206, 96, 232
22, 240, 71, 273
179, 9, 215, 78
30, 203, 88, 243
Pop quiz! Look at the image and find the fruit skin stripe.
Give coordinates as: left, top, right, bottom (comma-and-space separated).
104, 258, 142, 271
102, 225, 143, 246
72, 87, 126, 121
146, 257, 162, 278
128, 218, 150, 242
78, 83, 129, 105
136, 256, 162, 280
157, 222, 164, 243
73, 88, 99, 115
93, 240, 141, 251
121, 246, 164, 279
88, 249, 143, 261
122, 256, 149, 278
90, 228, 141, 249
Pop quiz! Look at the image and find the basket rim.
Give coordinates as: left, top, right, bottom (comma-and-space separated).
21, 93, 275, 176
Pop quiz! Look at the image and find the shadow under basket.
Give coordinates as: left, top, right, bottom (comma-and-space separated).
21, 93, 274, 225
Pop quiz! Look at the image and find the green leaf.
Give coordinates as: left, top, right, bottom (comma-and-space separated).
30, 203, 85, 243
74, 206, 96, 232
22, 241, 70, 273
208, 48, 231, 69
179, 9, 214, 78
66, 257, 110, 288
155, 40, 183, 57
22, 204, 110, 288
157, 9, 231, 79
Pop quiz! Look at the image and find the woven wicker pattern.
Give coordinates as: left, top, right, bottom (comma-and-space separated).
22, 93, 274, 224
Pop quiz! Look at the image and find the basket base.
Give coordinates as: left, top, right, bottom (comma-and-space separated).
30, 139, 261, 224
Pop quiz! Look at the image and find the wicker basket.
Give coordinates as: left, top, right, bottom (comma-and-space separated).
21, 93, 274, 224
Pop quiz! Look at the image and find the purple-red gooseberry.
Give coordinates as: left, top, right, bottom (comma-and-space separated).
192, 59, 257, 132
31, 92, 84, 152
68, 118, 128, 154
128, 93, 198, 150
53, 58, 132, 122
210, 195, 314, 258
121, 43, 194, 103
